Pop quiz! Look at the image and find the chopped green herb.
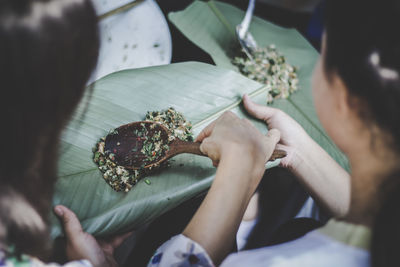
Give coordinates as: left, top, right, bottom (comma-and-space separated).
108, 129, 119, 135
232, 44, 299, 103
94, 151, 101, 161
145, 107, 193, 142
93, 108, 193, 192
144, 179, 151, 185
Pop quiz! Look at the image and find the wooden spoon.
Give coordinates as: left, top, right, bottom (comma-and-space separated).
105, 121, 286, 170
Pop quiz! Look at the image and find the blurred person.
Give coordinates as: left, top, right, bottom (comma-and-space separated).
0, 0, 130, 266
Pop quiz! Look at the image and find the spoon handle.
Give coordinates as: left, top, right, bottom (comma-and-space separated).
169, 139, 286, 162
168, 139, 203, 156
269, 149, 287, 161
238, 0, 256, 38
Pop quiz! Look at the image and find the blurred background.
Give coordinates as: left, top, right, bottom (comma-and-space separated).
91, 0, 323, 83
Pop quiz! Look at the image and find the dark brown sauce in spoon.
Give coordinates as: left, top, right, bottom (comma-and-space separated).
105, 121, 286, 170
105, 121, 171, 170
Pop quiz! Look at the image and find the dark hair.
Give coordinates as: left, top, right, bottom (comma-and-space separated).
0, 0, 99, 258
370, 174, 400, 266
324, 0, 400, 266
324, 0, 400, 147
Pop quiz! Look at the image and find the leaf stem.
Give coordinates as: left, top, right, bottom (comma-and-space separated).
207, 1, 236, 38
59, 168, 97, 178
192, 85, 333, 152
192, 84, 269, 129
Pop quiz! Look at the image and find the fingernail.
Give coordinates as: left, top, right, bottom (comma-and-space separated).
54, 206, 63, 216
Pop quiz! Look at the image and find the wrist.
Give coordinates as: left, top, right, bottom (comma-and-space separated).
287, 136, 325, 184
287, 135, 316, 170
223, 144, 265, 171
216, 146, 265, 192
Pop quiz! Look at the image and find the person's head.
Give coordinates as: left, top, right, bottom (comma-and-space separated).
314, 0, 400, 155
312, 0, 400, 265
0, 0, 99, 257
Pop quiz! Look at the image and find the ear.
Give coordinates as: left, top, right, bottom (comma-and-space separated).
333, 75, 367, 129
332, 75, 352, 117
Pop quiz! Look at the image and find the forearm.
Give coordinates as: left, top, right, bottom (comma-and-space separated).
290, 137, 351, 217
183, 151, 263, 265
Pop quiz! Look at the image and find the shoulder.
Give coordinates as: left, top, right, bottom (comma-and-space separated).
221, 230, 370, 267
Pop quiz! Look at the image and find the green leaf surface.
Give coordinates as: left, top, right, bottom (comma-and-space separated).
169, 0, 349, 168
52, 62, 275, 237
51, 1, 348, 238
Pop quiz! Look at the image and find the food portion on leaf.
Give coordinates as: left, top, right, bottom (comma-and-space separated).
145, 108, 194, 142
93, 107, 193, 192
137, 123, 170, 164
232, 45, 299, 103
105, 122, 170, 168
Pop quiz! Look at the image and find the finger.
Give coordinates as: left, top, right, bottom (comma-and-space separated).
101, 231, 133, 244
275, 143, 287, 151
109, 231, 134, 248
275, 144, 293, 168
97, 240, 114, 254
195, 119, 217, 142
196, 111, 239, 142
243, 94, 277, 121
54, 205, 84, 239
199, 139, 218, 161
266, 128, 281, 145
264, 130, 281, 163
263, 129, 281, 157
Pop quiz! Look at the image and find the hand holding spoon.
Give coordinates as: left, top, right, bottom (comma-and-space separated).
105, 121, 286, 170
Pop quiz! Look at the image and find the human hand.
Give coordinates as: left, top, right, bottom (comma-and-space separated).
196, 111, 280, 172
54, 205, 132, 267
243, 94, 312, 168
185, 113, 279, 264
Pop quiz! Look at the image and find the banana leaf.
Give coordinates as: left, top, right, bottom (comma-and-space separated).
169, 1, 348, 163
51, 2, 349, 238
50, 62, 271, 237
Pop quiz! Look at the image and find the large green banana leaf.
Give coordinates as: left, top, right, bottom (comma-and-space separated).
49, 62, 272, 237
168, 1, 337, 152
51, 1, 349, 238
168, 0, 349, 166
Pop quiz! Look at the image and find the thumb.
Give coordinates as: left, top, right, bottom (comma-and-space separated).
109, 231, 134, 248
199, 138, 220, 163
195, 119, 217, 142
264, 129, 281, 159
243, 94, 277, 121
54, 205, 84, 240
266, 128, 281, 144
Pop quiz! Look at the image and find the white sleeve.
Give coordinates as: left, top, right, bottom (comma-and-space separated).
147, 234, 214, 267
